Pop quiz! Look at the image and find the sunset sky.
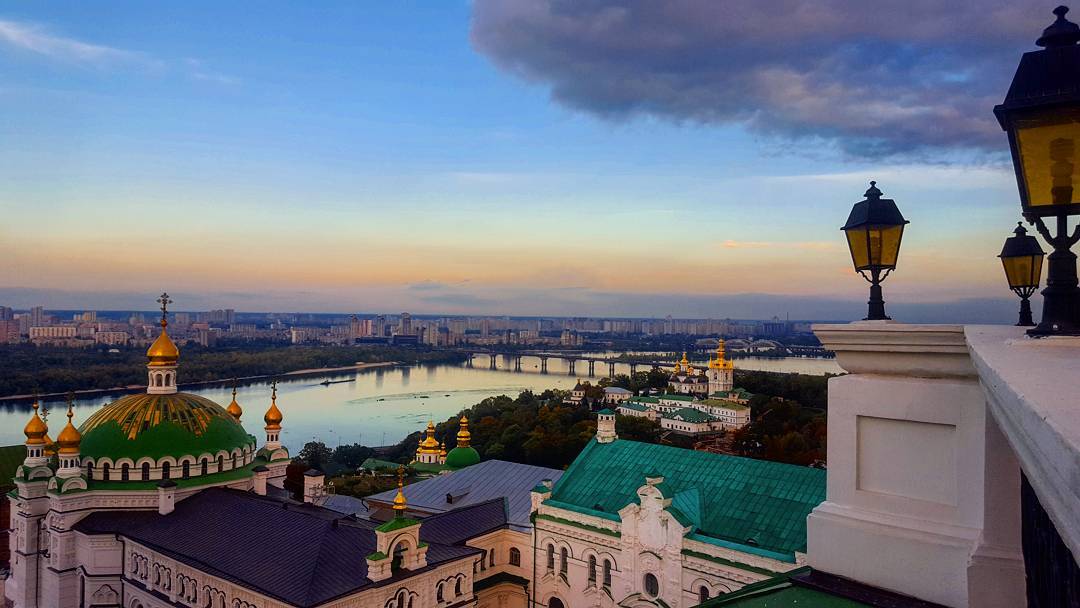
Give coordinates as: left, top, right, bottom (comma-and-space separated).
0, 2, 1055, 320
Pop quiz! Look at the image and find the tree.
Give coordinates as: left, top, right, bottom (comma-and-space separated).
296, 441, 334, 471
332, 443, 375, 469
616, 416, 662, 443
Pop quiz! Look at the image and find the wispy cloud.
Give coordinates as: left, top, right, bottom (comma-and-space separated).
719, 240, 837, 251
185, 58, 241, 86
0, 18, 159, 68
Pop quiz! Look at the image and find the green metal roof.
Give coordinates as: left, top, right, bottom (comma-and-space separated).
549, 439, 825, 557
444, 446, 481, 469
695, 568, 870, 607
658, 394, 695, 402
360, 458, 401, 471
618, 402, 651, 412
628, 396, 660, 404
665, 407, 716, 423
700, 398, 750, 411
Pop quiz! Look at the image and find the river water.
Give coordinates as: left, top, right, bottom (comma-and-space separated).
0, 355, 841, 453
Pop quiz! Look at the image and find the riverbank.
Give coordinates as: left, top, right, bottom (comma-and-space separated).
0, 361, 398, 403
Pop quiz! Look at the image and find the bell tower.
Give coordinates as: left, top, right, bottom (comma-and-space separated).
146, 292, 180, 395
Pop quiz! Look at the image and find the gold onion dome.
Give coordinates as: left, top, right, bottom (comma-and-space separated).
392, 466, 408, 514
226, 386, 243, 421
147, 292, 179, 367
439, 441, 447, 458
418, 421, 440, 452
709, 340, 734, 370
263, 382, 283, 430
23, 401, 48, 446
57, 404, 82, 455
456, 416, 471, 447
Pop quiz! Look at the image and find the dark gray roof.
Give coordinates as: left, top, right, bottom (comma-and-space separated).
74, 487, 485, 607
420, 498, 509, 545
318, 494, 373, 518
366, 459, 562, 531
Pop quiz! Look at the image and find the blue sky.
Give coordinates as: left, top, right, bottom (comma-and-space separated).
0, 2, 1051, 320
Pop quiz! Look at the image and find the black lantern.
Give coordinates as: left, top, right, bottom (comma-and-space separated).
841, 181, 909, 320
999, 222, 1046, 326
994, 5, 1080, 335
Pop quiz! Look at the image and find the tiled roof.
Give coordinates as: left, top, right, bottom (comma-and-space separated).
665, 407, 716, 423
548, 439, 825, 557
367, 459, 562, 531
74, 487, 479, 607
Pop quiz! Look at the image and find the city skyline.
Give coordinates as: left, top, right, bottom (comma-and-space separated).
0, 2, 1051, 321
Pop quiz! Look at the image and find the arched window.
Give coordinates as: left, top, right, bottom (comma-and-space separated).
489, 547, 495, 567
588, 555, 597, 585
232, 453, 238, 469
121, 463, 130, 481
86, 462, 95, 479
218, 455, 224, 472
644, 573, 659, 597
201, 459, 208, 476
549, 599, 565, 608
436, 583, 444, 602
559, 547, 568, 577
603, 559, 612, 588
455, 578, 462, 596
699, 585, 711, 602
141, 462, 150, 481
546, 544, 555, 571
162, 462, 171, 480
509, 547, 521, 567
182, 461, 190, 479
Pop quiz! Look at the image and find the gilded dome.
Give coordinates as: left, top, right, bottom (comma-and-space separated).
23, 402, 48, 446
56, 406, 82, 455
263, 387, 283, 430
79, 392, 254, 462
146, 321, 180, 367
417, 421, 440, 453
455, 416, 472, 446
226, 387, 243, 421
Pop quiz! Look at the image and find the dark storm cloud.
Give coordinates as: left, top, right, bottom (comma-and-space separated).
471, 0, 1051, 157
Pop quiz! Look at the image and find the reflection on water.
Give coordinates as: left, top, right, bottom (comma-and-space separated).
0, 355, 840, 452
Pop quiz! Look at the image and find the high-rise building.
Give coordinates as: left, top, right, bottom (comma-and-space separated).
398, 312, 413, 336
0, 306, 13, 321
30, 306, 46, 327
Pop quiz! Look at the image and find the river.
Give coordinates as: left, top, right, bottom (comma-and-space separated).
0, 355, 841, 453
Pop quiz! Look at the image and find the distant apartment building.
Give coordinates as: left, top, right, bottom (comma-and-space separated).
207, 309, 236, 325
0, 306, 14, 321
94, 331, 131, 346
29, 326, 76, 339
73, 311, 97, 322
0, 319, 20, 344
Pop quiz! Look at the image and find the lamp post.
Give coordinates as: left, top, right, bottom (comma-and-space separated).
994, 5, 1080, 335
999, 222, 1046, 326
841, 181, 909, 320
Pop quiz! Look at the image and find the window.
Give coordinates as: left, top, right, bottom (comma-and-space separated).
644, 573, 659, 597
603, 559, 612, 588
201, 459, 208, 476
588, 555, 597, 585
699, 586, 711, 602
141, 462, 150, 481
162, 462, 171, 480
454, 578, 462, 596
489, 548, 495, 567
218, 455, 224, 472
479, 552, 486, 571
436, 583, 443, 602
546, 544, 554, 571
559, 547, 568, 577
122, 463, 130, 481
232, 453, 238, 469
102, 463, 110, 481
509, 548, 521, 567
549, 599, 565, 608
182, 461, 190, 479
87, 462, 95, 479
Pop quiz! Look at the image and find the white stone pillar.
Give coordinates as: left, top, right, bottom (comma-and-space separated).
303, 469, 325, 504
808, 323, 990, 608
252, 465, 269, 496
158, 480, 176, 515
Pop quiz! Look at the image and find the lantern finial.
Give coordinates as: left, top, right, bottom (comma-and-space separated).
1037, 5, 1080, 47
865, 181, 882, 199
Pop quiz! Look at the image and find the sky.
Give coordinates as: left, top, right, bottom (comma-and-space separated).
0, 1, 1059, 321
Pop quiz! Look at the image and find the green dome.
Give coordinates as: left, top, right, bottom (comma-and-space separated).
79, 392, 255, 462
444, 446, 480, 470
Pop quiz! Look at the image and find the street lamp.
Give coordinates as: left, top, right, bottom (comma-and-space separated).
994, 5, 1080, 335
999, 222, 1046, 326
841, 181, 909, 320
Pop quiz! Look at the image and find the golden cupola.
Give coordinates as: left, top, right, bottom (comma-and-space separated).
456, 416, 472, 448
417, 421, 440, 454
147, 293, 179, 367
23, 401, 48, 446
264, 382, 283, 430
56, 403, 82, 455
226, 385, 243, 421
392, 466, 408, 516
709, 340, 734, 370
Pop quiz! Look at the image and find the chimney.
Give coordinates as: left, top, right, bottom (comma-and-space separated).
157, 480, 177, 515
596, 409, 617, 444
303, 469, 325, 504
252, 465, 269, 496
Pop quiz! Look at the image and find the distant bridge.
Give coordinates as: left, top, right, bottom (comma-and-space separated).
451, 349, 678, 377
